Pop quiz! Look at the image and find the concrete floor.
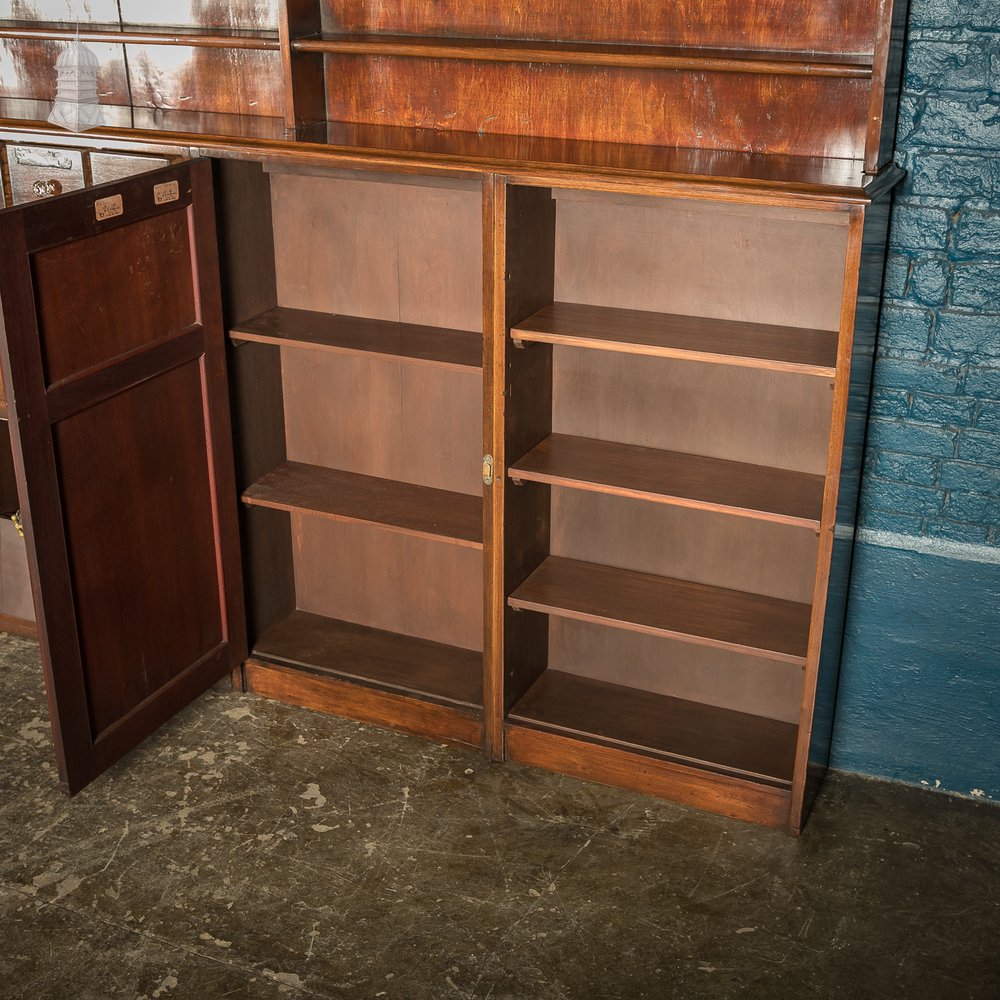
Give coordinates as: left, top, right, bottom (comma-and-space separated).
0, 635, 997, 1000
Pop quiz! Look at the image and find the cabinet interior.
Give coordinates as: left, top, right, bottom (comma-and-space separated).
219, 159, 485, 716
503, 185, 851, 790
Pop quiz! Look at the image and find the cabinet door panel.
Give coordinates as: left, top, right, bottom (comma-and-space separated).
0, 159, 246, 793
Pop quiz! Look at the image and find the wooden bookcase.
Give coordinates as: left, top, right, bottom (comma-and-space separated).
0, 0, 908, 831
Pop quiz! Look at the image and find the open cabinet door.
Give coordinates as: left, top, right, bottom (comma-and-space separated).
0, 158, 246, 794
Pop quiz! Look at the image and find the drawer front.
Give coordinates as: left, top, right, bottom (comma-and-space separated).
6, 145, 86, 205
90, 151, 174, 186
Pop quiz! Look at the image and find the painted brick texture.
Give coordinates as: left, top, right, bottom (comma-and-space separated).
861, 0, 1000, 546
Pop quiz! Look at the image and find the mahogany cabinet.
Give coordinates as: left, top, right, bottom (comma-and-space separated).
0, 0, 908, 831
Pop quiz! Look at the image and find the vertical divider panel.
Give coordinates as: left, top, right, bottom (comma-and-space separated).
795, 192, 893, 830
483, 174, 505, 759
789, 204, 868, 833
280, 0, 327, 133
499, 185, 557, 725
214, 158, 294, 650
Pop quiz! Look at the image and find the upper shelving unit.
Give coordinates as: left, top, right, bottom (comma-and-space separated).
511, 302, 839, 376
0, 0, 909, 175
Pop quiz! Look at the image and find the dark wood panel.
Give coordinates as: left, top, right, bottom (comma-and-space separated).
50, 361, 225, 737
252, 609, 483, 708
500, 185, 557, 713
232, 306, 482, 370
0, 159, 246, 793
510, 434, 825, 527
244, 460, 484, 547
509, 557, 811, 663
0, 420, 19, 516
326, 56, 868, 159
510, 669, 798, 784
31, 211, 196, 385
280, 0, 326, 129
245, 660, 483, 750
505, 725, 791, 829
320, 0, 880, 54
513, 302, 838, 375
303, 35, 873, 76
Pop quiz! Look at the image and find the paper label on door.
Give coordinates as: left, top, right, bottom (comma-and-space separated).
153, 180, 179, 205
94, 194, 123, 221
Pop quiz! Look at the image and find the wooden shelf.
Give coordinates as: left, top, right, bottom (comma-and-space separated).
508, 556, 811, 664
508, 669, 797, 785
243, 461, 483, 548
509, 434, 824, 528
511, 302, 839, 376
231, 307, 482, 372
252, 610, 483, 710
0, 21, 280, 50
295, 33, 873, 78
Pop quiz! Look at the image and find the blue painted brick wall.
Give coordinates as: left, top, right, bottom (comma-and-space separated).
860, 0, 1000, 546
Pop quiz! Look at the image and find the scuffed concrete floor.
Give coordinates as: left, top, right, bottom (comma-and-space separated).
0, 635, 998, 1000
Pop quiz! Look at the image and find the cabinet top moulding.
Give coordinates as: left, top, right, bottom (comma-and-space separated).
0, 22, 281, 50
293, 34, 874, 78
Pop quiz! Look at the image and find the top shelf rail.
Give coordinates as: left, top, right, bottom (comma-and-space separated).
0, 21, 280, 50
293, 33, 874, 78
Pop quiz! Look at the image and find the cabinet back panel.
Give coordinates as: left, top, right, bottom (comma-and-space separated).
292, 515, 483, 651
0, 517, 34, 622
270, 172, 482, 333
320, 1, 878, 53
326, 57, 867, 160
555, 195, 849, 333
282, 348, 482, 497
552, 352, 832, 475
549, 619, 801, 724
124, 47, 283, 118
0, 41, 129, 104
117, 0, 279, 29
551, 490, 818, 604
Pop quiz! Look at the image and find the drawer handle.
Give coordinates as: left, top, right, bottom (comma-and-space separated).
32, 179, 63, 198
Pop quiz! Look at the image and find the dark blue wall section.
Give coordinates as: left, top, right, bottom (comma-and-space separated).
834, 538, 1000, 798
832, 0, 999, 801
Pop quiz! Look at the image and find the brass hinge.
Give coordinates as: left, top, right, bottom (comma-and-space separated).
482, 455, 494, 486
11, 510, 23, 538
